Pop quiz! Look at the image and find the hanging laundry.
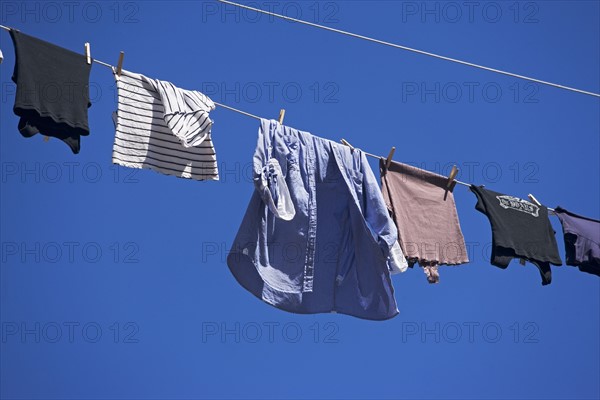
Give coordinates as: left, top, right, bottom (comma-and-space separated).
112, 69, 218, 181
0, 48, 3, 63
9, 29, 92, 154
554, 207, 600, 277
470, 186, 562, 285
380, 160, 469, 283
227, 119, 403, 320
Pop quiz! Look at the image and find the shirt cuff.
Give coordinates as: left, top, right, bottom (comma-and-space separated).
255, 158, 296, 221
388, 241, 409, 274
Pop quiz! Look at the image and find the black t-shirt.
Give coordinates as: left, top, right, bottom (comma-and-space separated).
9, 29, 92, 154
470, 185, 562, 285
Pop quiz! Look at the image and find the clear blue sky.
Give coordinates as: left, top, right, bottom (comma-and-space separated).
1, 1, 599, 399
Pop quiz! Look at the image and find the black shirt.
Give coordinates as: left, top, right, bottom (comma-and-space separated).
9, 29, 92, 154
470, 185, 562, 285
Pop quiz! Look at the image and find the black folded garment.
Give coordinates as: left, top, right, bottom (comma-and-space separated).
9, 29, 92, 154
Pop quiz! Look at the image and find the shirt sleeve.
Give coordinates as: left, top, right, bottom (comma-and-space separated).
252, 119, 295, 221
149, 78, 216, 148
388, 241, 409, 274
361, 152, 408, 273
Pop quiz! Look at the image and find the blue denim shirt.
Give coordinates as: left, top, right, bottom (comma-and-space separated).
228, 119, 405, 320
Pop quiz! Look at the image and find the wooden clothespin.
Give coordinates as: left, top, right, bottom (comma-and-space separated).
385, 147, 396, 169
446, 165, 459, 189
84, 42, 91, 65
116, 51, 124, 76
443, 165, 459, 201
278, 109, 285, 124
340, 138, 355, 150
528, 193, 558, 214
528, 194, 542, 206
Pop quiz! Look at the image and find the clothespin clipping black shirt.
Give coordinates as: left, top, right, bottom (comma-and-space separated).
528, 194, 542, 207
84, 42, 91, 64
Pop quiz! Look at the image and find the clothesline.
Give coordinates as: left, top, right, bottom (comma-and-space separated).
218, 0, 600, 99
0, 23, 557, 208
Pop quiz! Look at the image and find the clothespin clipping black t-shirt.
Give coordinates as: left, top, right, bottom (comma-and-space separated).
470, 185, 562, 285
9, 29, 92, 154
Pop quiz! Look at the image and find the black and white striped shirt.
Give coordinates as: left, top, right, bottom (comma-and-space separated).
112, 69, 218, 181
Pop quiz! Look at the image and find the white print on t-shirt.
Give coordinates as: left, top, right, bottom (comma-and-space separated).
496, 195, 540, 217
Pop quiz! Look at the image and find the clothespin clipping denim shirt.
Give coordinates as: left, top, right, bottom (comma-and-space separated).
228, 119, 406, 320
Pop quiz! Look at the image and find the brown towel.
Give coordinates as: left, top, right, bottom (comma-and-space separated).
380, 160, 469, 283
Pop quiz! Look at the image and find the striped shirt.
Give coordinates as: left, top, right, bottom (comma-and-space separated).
112, 69, 218, 181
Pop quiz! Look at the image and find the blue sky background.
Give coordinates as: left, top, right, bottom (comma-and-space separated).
1, 1, 599, 399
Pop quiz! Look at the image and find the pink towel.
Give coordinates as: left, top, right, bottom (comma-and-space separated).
380, 160, 469, 283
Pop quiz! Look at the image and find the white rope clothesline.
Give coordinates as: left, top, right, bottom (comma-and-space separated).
217, 0, 600, 99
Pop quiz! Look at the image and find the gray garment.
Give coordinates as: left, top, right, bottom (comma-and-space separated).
380, 160, 469, 283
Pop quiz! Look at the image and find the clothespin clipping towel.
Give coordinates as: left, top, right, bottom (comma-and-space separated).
116, 51, 124, 76
443, 165, 459, 201
340, 138, 355, 150
385, 147, 396, 169
278, 109, 285, 124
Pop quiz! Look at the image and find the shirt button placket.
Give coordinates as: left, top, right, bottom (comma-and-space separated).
302, 143, 318, 293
